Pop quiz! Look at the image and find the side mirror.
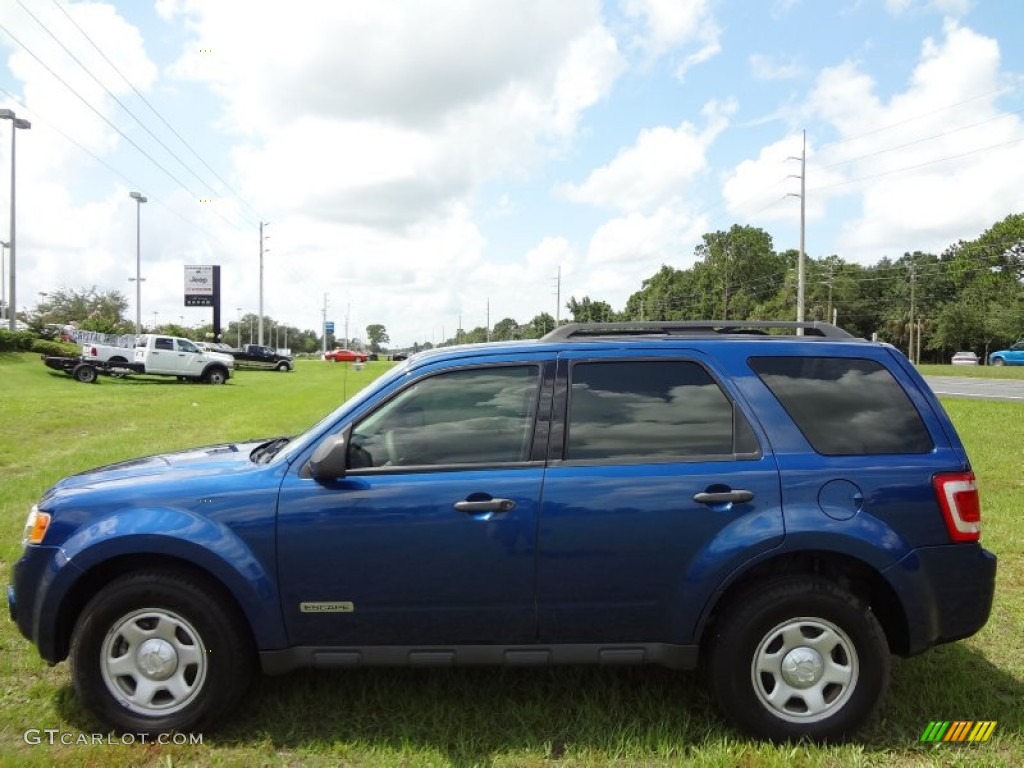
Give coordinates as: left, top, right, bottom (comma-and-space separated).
308, 429, 350, 481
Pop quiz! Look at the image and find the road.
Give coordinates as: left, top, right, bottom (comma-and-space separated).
924, 376, 1024, 402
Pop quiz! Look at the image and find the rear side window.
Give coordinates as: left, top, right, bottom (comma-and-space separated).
749, 356, 933, 455
566, 360, 757, 461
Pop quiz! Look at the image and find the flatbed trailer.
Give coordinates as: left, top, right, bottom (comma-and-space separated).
41, 355, 143, 383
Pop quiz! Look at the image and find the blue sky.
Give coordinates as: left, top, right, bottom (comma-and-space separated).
1, 0, 1022, 346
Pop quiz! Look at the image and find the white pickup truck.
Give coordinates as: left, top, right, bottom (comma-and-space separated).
43, 334, 234, 384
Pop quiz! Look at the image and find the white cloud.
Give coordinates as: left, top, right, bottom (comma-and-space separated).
162, 0, 622, 233
805, 20, 1024, 259
749, 53, 804, 81
620, 0, 722, 78
558, 99, 732, 211
885, 0, 972, 16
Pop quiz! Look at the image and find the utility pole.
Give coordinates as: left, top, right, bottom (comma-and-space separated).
788, 130, 807, 330
908, 257, 916, 364
258, 221, 269, 346
824, 259, 835, 323
554, 266, 561, 325
345, 303, 350, 349
723, 245, 730, 321
321, 293, 328, 355
486, 298, 490, 343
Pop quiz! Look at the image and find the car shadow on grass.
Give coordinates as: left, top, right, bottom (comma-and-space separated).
54, 642, 1023, 766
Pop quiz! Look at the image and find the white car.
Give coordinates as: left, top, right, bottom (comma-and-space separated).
951, 351, 979, 366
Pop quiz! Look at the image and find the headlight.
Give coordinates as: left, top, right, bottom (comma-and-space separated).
22, 506, 51, 547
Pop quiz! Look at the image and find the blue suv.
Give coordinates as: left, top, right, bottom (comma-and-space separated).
9, 321, 996, 742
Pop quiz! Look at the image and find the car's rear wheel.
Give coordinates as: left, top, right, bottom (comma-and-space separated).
73, 363, 98, 384
70, 569, 254, 734
706, 576, 889, 743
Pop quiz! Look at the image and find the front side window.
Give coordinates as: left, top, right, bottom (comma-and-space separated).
348, 366, 540, 469
566, 360, 753, 461
749, 356, 933, 455
176, 339, 198, 353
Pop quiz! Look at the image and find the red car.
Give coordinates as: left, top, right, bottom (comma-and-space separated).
324, 348, 368, 363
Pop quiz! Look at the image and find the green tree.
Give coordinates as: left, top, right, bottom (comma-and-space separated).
366, 324, 389, 353
524, 312, 556, 338
491, 317, 520, 340
36, 287, 129, 333
566, 296, 615, 323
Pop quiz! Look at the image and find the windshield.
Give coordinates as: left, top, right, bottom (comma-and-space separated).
273, 360, 413, 464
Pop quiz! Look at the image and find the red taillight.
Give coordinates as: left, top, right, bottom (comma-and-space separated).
933, 472, 981, 542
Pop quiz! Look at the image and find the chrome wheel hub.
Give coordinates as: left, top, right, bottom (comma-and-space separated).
100, 608, 208, 716
751, 617, 859, 723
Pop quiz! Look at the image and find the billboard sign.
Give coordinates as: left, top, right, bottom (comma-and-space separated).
184, 265, 214, 307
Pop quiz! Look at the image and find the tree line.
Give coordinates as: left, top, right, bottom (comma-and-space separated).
427, 213, 1024, 362
24, 212, 1024, 361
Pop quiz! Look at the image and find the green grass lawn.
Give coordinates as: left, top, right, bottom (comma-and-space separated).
918, 363, 1024, 379
0, 352, 1021, 767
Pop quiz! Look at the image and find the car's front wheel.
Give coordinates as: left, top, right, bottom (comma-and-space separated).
204, 367, 228, 384
992, 357, 1004, 366
706, 576, 889, 743
70, 569, 255, 734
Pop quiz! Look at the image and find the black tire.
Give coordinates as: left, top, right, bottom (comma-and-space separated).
203, 367, 227, 385
69, 569, 255, 734
276, 361, 291, 371
705, 576, 889, 743
73, 363, 98, 384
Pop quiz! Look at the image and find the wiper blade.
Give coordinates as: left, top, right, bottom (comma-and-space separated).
251, 436, 291, 463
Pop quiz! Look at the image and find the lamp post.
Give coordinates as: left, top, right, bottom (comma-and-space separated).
128, 191, 147, 337
236, 307, 242, 347
0, 240, 8, 321
0, 109, 31, 331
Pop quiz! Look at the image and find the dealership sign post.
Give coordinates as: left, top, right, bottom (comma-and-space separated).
184, 265, 222, 340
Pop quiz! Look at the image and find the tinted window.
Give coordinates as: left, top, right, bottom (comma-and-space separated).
349, 366, 539, 468
154, 337, 174, 351
749, 356, 933, 455
566, 361, 751, 460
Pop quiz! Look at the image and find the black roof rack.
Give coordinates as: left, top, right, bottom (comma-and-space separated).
540, 320, 856, 342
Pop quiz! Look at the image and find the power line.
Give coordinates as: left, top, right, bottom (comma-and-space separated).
17, 0, 225, 199
817, 107, 1024, 171
0, 20, 202, 199
808, 136, 1024, 193
48, 0, 264, 224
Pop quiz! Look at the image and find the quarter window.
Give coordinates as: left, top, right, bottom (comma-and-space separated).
348, 366, 540, 468
566, 361, 754, 460
749, 356, 933, 455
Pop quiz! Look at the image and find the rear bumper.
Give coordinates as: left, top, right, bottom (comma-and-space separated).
889, 543, 996, 655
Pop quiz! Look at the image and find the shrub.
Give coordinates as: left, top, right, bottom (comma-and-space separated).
0, 329, 36, 352
31, 339, 80, 357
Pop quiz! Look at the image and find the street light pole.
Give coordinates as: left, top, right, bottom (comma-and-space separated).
0, 240, 8, 321
258, 222, 269, 346
129, 191, 147, 337
236, 307, 242, 347
0, 109, 31, 331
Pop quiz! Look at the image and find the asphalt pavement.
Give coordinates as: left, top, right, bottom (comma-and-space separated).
924, 376, 1024, 402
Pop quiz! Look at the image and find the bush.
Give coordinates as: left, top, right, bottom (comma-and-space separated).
31, 339, 80, 357
0, 329, 36, 352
